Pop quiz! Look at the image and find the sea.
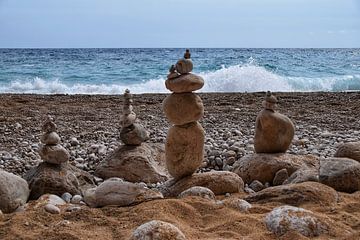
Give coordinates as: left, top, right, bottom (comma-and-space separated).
0, 48, 359, 94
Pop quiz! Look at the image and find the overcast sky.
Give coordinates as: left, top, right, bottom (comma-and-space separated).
0, 0, 359, 48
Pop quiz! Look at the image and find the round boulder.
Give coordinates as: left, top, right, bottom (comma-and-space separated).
130, 220, 186, 240
254, 109, 295, 153
163, 93, 204, 126
178, 186, 215, 200
335, 142, 360, 162
165, 122, 204, 179
165, 73, 204, 93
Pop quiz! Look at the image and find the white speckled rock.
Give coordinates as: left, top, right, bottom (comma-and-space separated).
178, 186, 215, 200
130, 220, 186, 240
37, 194, 66, 206
265, 205, 329, 237
223, 199, 252, 212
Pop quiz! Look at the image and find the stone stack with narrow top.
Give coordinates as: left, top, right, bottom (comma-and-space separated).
163, 50, 205, 179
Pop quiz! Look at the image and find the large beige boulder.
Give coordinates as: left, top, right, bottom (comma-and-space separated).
254, 109, 295, 153
165, 122, 204, 179
335, 142, 360, 162
319, 157, 360, 193
0, 170, 30, 213
130, 220, 186, 240
84, 178, 163, 208
162, 93, 204, 126
95, 143, 169, 184
232, 153, 319, 184
159, 171, 244, 197
165, 73, 204, 93
245, 182, 339, 207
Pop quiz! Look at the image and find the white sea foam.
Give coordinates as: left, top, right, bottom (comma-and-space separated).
1, 65, 359, 94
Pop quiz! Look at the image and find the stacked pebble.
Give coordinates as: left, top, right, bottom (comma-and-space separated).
120, 89, 149, 145
163, 50, 205, 179
39, 115, 70, 164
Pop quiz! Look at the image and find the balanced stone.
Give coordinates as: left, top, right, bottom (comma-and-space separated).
120, 123, 149, 146
120, 111, 136, 127
163, 93, 204, 126
165, 73, 204, 93
175, 58, 193, 74
335, 142, 360, 162
254, 91, 295, 153
39, 144, 70, 165
165, 122, 204, 179
41, 132, 60, 145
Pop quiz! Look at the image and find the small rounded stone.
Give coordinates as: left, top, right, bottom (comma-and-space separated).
130, 220, 186, 240
44, 204, 60, 214
41, 132, 61, 145
175, 58, 193, 74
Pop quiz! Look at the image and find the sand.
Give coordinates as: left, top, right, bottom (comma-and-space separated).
1, 92, 360, 239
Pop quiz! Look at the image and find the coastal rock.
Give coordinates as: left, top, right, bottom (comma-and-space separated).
120, 123, 149, 146
44, 204, 60, 214
165, 122, 204, 179
232, 153, 319, 184
245, 182, 339, 207
165, 73, 204, 93
249, 180, 265, 192
175, 58, 193, 74
222, 199, 252, 212
39, 144, 70, 165
254, 109, 295, 153
0, 170, 30, 213
319, 157, 360, 193
25, 162, 95, 200
41, 132, 61, 145
83, 178, 163, 208
160, 171, 244, 197
130, 220, 186, 240
335, 142, 360, 162
265, 205, 330, 237
178, 186, 215, 200
120, 111, 137, 128
37, 194, 66, 206
283, 167, 319, 184
95, 143, 169, 184
162, 93, 204, 126
273, 168, 289, 186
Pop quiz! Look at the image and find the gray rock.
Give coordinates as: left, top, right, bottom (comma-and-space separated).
39, 144, 70, 164
71, 194, 83, 204
0, 170, 30, 213
44, 203, 60, 214
178, 186, 215, 200
249, 180, 264, 192
61, 192, 72, 203
273, 168, 289, 186
130, 220, 186, 240
223, 199, 252, 212
120, 123, 149, 146
69, 137, 80, 146
38, 194, 66, 206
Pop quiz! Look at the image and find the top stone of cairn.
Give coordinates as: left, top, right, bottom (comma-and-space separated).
165, 49, 204, 93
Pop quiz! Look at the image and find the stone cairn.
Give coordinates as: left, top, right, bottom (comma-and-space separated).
39, 115, 70, 164
163, 49, 205, 179
120, 89, 149, 145
254, 91, 295, 153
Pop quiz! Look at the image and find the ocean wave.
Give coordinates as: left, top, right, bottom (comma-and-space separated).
1, 65, 359, 94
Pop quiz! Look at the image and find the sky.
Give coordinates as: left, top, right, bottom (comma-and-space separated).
0, 0, 359, 48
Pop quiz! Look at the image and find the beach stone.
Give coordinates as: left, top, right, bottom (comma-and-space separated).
178, 186, 215, 200
41, 132, 61, 145
165, 73, 204, 93
223, 199, 252, 212
335, 142, 360, 162
165, 122, 204, 179
39, 144, 70, 164
245, 182, 339, 207
163, 93, 204, 126
61, 192, 72, 203
83, 178, 163, 208
265, 205, 329, 237
160, 171, 244, 197
273, 168, 289, 186
37, 194, 66, 206
71, 194, 83, 204
120, 111, 137, 128
0, 170, 30, 213
232, 153, 319, 184
25, 162, 95, 200
175, 58, 193, 74
254, 109, 295, 153
0, 210, 3, 221
69, 137, 79, 146
283, 167, 319, 184
130, 220, 186, 240
95, 143, 169, 184
249, 180, 265, 192
319, 157, 360, 193
44, 203, 60, 214
120, 123, 149, 146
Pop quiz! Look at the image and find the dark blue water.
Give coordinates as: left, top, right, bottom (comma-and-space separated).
0, 48, 359, 94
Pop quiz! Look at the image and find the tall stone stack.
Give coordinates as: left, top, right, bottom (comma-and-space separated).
163, 50, 205, 179
120, 89, 149, 145
39, 115, 70, 164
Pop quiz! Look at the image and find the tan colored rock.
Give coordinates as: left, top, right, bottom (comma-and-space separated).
245, 182, 339, 207
335, 142, 360, 162
83, 178, 163, 208
232, 153, 319, 184
163, 93, 204, 126
120, 111, 136, 127
165, 122, 204, 179
39, 144, 70, 164
160, 171, 244, 197
130, 220, 186, 240
254, 109, 295, 153
41, 132, 60, 145
95, 143, 169, 184
175, 58, 193, 74
120, 123, 149, 146
165, 73, 204, 93
178, 186, 215, 200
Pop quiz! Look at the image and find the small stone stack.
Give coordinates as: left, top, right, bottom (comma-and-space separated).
254, 91, 295, 153
163, 50, 205, 179
39, 115, 70, 164
120, 89, 149, 145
